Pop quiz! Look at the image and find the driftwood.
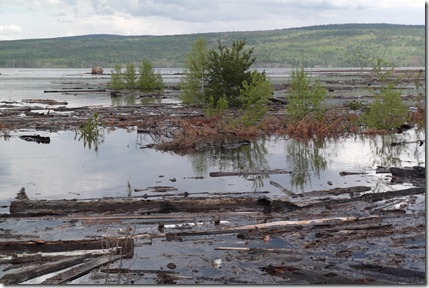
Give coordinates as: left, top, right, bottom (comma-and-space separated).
41, 254, 124, 284
19, 134, 51, 144
0, 255, 86, 284
44, 89, 106, 93
9, 196, 299, 216
269, 180, 298, 198
209, 169, 292, 177
22, 99, 68, 105
0, 238, 134, 256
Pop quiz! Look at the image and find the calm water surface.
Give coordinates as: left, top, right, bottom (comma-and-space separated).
0, 68, 425, 207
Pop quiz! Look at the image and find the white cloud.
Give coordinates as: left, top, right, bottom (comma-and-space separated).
0, 24, 22, 32
0, 0, 425, 40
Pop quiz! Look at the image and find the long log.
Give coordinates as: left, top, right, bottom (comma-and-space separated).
0, 238, 134, 256
0, 255, 86, 284
41, 254, 124, 284
9, 197, 299, 216
209, 169, 292, 177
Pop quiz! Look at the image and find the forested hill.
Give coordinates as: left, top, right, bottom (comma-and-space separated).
0, 23, 424, 68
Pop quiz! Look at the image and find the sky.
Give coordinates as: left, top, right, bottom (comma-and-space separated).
0, 0, 426, 40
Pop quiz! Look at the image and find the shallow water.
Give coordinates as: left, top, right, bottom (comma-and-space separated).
0, 68, 425, 206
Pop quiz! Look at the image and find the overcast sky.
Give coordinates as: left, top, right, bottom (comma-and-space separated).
0, 0, 425, 40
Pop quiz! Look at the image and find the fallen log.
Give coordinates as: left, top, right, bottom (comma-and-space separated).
44, 89, 106, 93
209, 169, 292, 177
9, 196, 300, 216
22, 99, 68, 105
41, 254, 125, 284
0, 255, 85, 284
0, 238, 134, 256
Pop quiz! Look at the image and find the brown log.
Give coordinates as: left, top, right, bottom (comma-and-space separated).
41, 254, 124, 284
9, 196, 299, 216
209, 169, 292, 177
0, 238, 134, 256
0, 255, 85, 284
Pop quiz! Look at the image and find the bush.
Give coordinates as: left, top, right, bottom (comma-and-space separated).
364, 84, 409, 130
180, 38, 208, 106
237, 71, 273, 127
138, 59, 163, 92
285, 67, 328, 123
109, 60, 163, 92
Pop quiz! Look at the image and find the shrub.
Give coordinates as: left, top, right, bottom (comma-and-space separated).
180, 38, 209, 106
285, 67, 328, 123
138, 60, 163, 92
364, 84, 409, 130
109, 64, 125, 90
123, 62, 137, 90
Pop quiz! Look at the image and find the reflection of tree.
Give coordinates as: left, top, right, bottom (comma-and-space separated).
189, 139, 269, 189
111, 94, 160, 106
286, 138, 327, 191
365, 128, 425, 167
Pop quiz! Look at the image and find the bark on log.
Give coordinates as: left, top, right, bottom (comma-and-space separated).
41, 254, 124, 284
0, 255, 86, 284
9, 197, 300, 216
0, 238, 134, 256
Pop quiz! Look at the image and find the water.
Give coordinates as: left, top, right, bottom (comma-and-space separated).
0, 68, 425, 205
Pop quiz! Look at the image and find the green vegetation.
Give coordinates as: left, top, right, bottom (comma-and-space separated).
0, 24, 424, 68
75, 113, 104, 151
285, 67, 328, 123
363, 57, 409, 130
108, 60, 163, 92
180, 38, 209, 106
181, 39, 272, 125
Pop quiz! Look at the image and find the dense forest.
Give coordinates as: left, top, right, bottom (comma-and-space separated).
0, 24, 424, 68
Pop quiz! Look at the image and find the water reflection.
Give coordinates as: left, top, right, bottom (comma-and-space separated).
74, 113, 105, 151
111, 95, 160, 106
190, 140, 270, 189
365, 128, 425, 167
285, 138, 328, 191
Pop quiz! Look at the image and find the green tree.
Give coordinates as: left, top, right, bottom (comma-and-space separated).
138, 59, 163, 92
124, 62, 137, 89
204, 40, 255, 107
180, 38, 209, 106
237, 71, 273, 127
285, 67, 328, 123
364, 57, 408, 130
110, 64, 124, 90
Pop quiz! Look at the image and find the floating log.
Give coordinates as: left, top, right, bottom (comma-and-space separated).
339, 171, 368, 176
0, 238, 134, 256
9, 197, 300, 216
0, 255, 86, 284
209, 169, 292, 177
19, 134, 51, 144
44, 89, 106, 93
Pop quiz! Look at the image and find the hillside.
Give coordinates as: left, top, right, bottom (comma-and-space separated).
0, 24, 424, 68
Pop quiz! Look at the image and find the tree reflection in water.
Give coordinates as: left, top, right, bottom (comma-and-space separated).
74, 113, 105, 152
286, 138, 328, 191
190, 139, 270, 190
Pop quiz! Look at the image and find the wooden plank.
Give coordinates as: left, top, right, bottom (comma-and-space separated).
0, 255, 85, 284
41, 254, 124, 284
0, 238, 134, 256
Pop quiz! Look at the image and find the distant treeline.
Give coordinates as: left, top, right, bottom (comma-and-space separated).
0, 23, 424, 68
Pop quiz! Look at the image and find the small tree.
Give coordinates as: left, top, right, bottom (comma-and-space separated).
180, 38, 209, 106
364, 57, 409, 130
286, 67, 328, 123
123, 62, 137, 90
238, 71, 273, 127
204, 40, 255, 107
110, 64, 124, 90
138, 60, 163, 92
